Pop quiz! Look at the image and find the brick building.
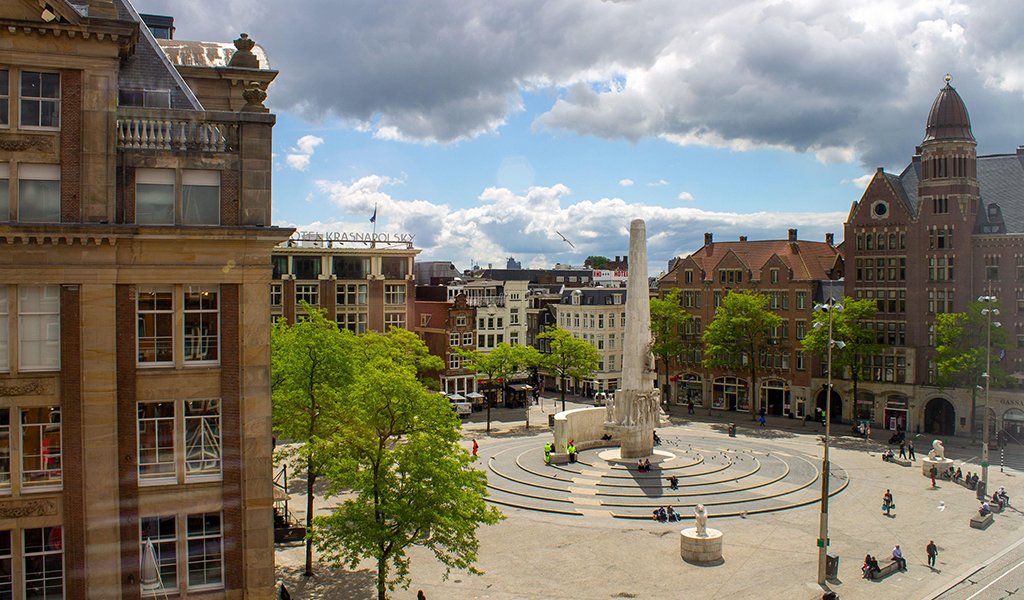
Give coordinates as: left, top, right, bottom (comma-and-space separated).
844, 78, 1024, 437
0, 1, 288, 598
658, 230, 842, 419
270, 235, 418, 334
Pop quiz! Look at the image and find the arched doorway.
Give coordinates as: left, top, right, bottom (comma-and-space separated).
760, 379, 786, 416
924, 397, 956, 436
815, 387, 843, 423
1001, 409, 1024, 445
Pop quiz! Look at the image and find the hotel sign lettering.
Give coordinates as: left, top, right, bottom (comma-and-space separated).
291, 231, 416, 244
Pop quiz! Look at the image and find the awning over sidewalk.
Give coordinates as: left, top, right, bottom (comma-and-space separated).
465, 392, 484, 399
448, 394, 466, 401
509, 384, 533, 391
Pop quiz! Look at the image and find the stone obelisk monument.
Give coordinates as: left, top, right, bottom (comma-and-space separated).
606, 219, 660, 458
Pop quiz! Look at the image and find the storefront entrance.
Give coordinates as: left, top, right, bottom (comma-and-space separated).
677, 375, 703, 406
884, 394, 908, 431
924, 397, 956, 436
815, 387, 843, 423
760, 380, 786, 416
1001, 409, 1024, 445
712, 376, 746, 411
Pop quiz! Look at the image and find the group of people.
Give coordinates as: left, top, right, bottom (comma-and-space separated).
862, 542, 937, 578
652, 506, 680, 522
543, 440, 578, 463
979, 486, 1011, 516
637, 458, 653, 472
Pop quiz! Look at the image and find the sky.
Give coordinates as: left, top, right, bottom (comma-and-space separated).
133, 0, 1024, 275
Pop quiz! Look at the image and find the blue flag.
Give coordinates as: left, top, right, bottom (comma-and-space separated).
370, 206, 377, 223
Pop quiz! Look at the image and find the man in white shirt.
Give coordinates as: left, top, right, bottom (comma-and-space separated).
892, 544, 906, 570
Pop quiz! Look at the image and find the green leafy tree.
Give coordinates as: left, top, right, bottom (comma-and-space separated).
312, 349, 504, 600
271, 307, 355, 576
459, 343, 542, 431
650, 288, 694, 393
537, 326, 601, 412
586, 255, 610, 269
701, 291, 782, 416
800, 297, 878, 416
935, 300, 1011, 442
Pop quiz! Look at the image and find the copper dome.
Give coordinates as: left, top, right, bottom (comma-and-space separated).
923, 79, 974, 142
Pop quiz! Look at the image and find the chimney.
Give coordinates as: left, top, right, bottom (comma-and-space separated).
788, 229, 797, 242
739, 236, 747, 242
704, 232, 713, 246
825, 233, 834, 246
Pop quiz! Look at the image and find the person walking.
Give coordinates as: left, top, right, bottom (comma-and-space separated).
472, 439, 478, 456
926, 541, 938, 567
883, 489, 894, 516
417, 591, 427, 600
908, 440, 916, 461
892, 544, 906, 570
930, 465, 938, 488
899, 439, 906, 459
759, 414, 766, 428
688, 399, 695, 415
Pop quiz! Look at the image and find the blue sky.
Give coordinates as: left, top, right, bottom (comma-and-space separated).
134, 0, 1024, 272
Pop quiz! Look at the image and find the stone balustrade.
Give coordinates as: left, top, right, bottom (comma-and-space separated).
116, 107, 239, 152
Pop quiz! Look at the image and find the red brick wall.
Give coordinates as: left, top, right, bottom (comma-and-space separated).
221, 169, 239, 226
283, 279, 296, 323
115, 285, 141, 600
60, 285, 85, 600
220, 284, 244, 592
117, 166, 136, 225
60, 69, 82, 223
321, 279, 336, 321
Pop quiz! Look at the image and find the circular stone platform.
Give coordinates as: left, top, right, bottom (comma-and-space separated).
680, 528, 723, 564
597, 448, 678, 463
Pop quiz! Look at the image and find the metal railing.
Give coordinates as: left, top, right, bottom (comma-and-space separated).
116, 107, 239, 152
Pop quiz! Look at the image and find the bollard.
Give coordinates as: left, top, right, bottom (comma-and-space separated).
728, 423, 736, 437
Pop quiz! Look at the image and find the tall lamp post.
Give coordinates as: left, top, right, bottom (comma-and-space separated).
814, 300, 845, 585
978, 290, 1001, 501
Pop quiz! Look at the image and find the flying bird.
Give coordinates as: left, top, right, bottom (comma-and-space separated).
555, 231, 575, 249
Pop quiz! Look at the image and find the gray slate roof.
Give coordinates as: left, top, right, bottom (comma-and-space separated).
889, 153, 1024, 233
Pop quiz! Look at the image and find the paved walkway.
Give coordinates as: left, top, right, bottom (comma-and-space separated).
275, 400, 1024, 600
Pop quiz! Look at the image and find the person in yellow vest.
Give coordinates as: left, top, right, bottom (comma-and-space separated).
568, 443, 577, 463
544, 442, 552, 464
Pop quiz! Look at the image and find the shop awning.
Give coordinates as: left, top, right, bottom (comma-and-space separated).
448, 394, 466, 401
465, 392, 484, 399
509, 384, 532, 391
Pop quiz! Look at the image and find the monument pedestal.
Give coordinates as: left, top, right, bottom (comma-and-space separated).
922, 457, 954, 477
680, 528, 723, 564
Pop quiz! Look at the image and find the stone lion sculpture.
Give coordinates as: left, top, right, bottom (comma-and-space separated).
694, 504, 708, 537
928, 439, 945, 461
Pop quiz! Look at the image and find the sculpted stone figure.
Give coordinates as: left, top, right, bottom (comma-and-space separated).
929, 439, 945, 461
694, 504, 708, 537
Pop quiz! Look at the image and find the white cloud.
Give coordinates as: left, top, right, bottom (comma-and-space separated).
677, 191, 694, 201
619, 179, 634, 186
285, 135, 324, 171
648, 179, 668, 186
841, 173, 875, 189
291, 175, 845, 273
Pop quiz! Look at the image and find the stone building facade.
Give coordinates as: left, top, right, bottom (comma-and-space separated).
269, 238, 418, 334
0, 1, 289, 598
843, 79, 1024, 437
658, 231, 843, 418
550, 288, 633, 395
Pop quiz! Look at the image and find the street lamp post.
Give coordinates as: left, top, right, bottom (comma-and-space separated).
814, 300, 845, 585
978, 289, 1001, 501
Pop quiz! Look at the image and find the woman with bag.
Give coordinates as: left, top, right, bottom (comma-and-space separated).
883, 489, 894, 516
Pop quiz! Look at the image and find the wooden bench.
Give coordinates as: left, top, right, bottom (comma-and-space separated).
971, 512, 994, 529
870, 560, 903, 580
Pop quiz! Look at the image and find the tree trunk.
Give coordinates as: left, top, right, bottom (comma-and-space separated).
560, 380, 567, 413
377, 555, 388, 600
304, 467, 315, 576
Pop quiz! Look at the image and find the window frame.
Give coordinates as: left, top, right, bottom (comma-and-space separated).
186, 513, 224, 590
181, 170, 221, 226
18, 70, 60, 130
0, 285, 7, 373
23, 526, 63, 600
137, 401, 176, 484
0, 68, 8, 128
140, 515, 178, 594
17, 285, 60, 372
184, 399, 221, 480
183, 286, 220, 364
137, 286, 175, 367
135, 168, 176, 226
20, 406, 61, 492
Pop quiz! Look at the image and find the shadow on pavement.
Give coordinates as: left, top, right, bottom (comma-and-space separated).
278, 564, 375, 600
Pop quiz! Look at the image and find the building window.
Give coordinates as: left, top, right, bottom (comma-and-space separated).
270, 284, 282, 307
384, 284, 406, 305
141, 516, 178, 592
20, 72, 59, 129
770, 269, 779, 284
17, 164, 60, 223
986, 255, 1000, 281
337, 283, 367, 306
608, 313, 615, 328
136, 168, 175, 225
795, 320, 806, 340
336, 312, 367, 335
0, 163, 8, 221
511, 308, 520, 325
0, 69, 8, 127
182, 170, 220, 226
21, 407, 60, 490
187, 513, 223, 589
0, 411, 9, 493
684, 270, 693, 284
332, 256, 370, 279
382, 257, 408, 280
295, 284, 319, 307
933, 196, 949, 214
185, 400, 221, 478
184, 287, 219, 363
455, 315, 467, 327
795, 291, 806, 311
449, 332, 459, 347
714, 291, 721, 308
138, 287, 174, 365
448, 353, 461, 370
0, 286, 7, 372
292, 256, 321, 280
138, 401, 175, 482
384, 312, 406, 331
0, 531, 9, 597
24, 527, 63, 598
462, 332, 473, 346
19, 285, 60, 372
795, 350, 805, 371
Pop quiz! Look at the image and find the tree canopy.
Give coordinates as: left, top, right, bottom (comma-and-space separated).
312, 352, 503, 600
537, 326, 601, 412
800, 296, 878, 411
650, 288, 694, 390
935, 300, 1011, 441
701, 291, 781, 415
586, 255, 610, 269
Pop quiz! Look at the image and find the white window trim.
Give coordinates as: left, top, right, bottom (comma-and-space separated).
18, 70, 61, 131
186, 512, 224, 591
183, 399, 222, 482
20, 406, 62, 493
183, 286, 220, 366
137, 286, 175, 368
138, 401, 177, 485
17, 285, 60, 373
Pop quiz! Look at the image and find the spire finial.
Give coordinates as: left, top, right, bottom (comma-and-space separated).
944, 73, 952, 84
